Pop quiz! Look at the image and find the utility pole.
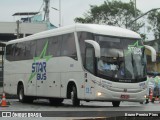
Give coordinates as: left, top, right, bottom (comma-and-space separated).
134, 0, 137, 31
51, 0, 61, 27
59, 0, 61, 27
128, 8, 160, 26
43, 0, 50, 22
16, 20, 20, 39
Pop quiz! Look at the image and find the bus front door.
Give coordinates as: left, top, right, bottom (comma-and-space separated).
84, 47, 95, 99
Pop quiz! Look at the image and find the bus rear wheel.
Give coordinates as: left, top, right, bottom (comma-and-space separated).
112, 101, 120, 107
71, 85, 80, 106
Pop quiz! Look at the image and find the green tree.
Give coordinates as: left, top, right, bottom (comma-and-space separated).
148, 11, 160, 39
74, 0, 143, 32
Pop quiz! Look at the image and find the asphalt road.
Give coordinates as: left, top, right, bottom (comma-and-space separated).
0, 99, 160, 120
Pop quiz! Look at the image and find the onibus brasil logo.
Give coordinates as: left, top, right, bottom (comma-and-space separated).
28, 41, 52, 82
125, 41, 144, 56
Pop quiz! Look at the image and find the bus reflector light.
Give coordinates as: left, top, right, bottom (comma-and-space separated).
144, 95, 147, 98
81, 85, 84, 88
97, 92, 102, 96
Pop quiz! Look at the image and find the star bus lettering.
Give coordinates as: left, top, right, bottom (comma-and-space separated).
28, 41, 52, 82
125, 41, 144, 56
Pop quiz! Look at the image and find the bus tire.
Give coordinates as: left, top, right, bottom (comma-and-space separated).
49, 98, 64, 106
18, 84, 26, 103
18, 85, 33, 103
112, 101, 120, 107
71, 85, 80, 106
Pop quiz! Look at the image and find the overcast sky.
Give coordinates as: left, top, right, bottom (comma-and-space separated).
1, 0, 160, 27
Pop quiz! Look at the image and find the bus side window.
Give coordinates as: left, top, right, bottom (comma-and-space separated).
16, 42, 26, 60
47, 36, 61, 57
6, 45, 13, 61
11, 44, 16, 61
30, 41, 36, 58
13, 43, 19, 60
25, 41, 32, 59
61, 33, 77, 60
36, 39, 47, 57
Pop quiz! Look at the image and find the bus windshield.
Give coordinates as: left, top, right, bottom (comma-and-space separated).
95, 35, 147, 83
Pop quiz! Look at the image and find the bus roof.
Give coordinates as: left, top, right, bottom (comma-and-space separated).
7, 24, 141, 44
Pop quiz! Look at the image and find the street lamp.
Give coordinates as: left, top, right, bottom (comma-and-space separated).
51, 7, 58, 11
128, 8, 160, 27
16, 20, 21, 39
51, 0, 61, 27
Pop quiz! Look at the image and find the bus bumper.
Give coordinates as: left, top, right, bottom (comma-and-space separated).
94, 86, 146, 102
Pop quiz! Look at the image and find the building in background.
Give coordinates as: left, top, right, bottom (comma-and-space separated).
0, 12, 56, 42
0, 11, 57, 87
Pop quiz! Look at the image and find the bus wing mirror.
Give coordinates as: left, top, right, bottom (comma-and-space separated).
144, 45, 156, 62
85, 40, 101, 58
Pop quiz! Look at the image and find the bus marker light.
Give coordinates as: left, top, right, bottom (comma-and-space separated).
97, 92, 102, 96
144, 95, 147, 98
81, 85, 84, 88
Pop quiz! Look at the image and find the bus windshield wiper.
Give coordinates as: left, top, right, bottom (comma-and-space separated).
131, 53, 135, 68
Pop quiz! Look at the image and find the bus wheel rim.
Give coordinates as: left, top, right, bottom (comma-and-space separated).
71, 91, 74, 101
19, 90, 23, 100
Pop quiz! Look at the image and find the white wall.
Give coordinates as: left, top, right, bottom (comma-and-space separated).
0, 22, 48, 34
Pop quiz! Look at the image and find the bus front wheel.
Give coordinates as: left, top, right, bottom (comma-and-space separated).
18, 85, 26, 103
71, 85, 80, 106
112, 101, 120, 107
18, 84, 33, 103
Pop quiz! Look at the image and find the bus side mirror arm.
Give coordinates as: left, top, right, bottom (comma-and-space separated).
85, 40, 101, 58
144, 45, 156, 62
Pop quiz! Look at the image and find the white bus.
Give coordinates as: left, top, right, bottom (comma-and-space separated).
3, 24, 156, 107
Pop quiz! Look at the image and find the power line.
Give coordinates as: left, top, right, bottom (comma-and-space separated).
38, 1, 44, 12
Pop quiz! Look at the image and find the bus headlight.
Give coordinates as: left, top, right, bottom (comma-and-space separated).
97, 92, 102, 96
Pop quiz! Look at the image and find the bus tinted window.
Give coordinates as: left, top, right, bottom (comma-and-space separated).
36, 39, 47, 57
30, 41, 36, 58
61, 33, 77, 60
6, 33, 77, 61
24, 41, 36, 60
6, 41, 35, 61
77, 32, 94, 65
16, 42, 26, 60
13, 43, 19, 60
6, 44, 17, 61
25, 41, 31, 59
47, 36, 61, 57
6, 44, 14, 61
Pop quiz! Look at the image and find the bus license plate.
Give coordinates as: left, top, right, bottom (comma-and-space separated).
121, 95, 129, 99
